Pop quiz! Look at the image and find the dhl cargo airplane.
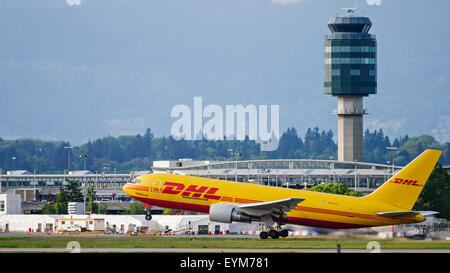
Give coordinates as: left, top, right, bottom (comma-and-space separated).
123, 149, 441, 239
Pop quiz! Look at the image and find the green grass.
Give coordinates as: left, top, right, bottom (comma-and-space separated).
0, 235, 449, 250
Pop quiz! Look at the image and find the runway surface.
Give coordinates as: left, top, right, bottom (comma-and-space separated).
1, 247, 450, 253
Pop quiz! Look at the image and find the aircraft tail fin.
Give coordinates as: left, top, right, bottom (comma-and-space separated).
363, 149, 442, 210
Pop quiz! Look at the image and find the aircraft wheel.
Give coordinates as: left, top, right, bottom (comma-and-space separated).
259, 231, 269, 239
279, 229, 289, 238
145, 207, 152, 221
269, 230, 279, 239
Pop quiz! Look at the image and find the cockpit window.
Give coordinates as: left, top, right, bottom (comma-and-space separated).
131, 177, 141, 184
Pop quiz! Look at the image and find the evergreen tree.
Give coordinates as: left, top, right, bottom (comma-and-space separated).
278, 127, 303, 158
122, 202, 146, 215
86, 185, 98, 214
64, 179, 83, 202
143, 128, 153, 159
414, 164, 450, 221
54, 188, 68, 214
42, 203, 55, 214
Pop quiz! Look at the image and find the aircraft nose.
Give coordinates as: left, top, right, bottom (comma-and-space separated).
122, 183, 133, 196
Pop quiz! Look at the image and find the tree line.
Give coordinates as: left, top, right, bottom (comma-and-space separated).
2, 127, 445, 220
1, 127, 449, 174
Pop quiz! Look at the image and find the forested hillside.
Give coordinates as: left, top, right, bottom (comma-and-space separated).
1, 128, 449, 173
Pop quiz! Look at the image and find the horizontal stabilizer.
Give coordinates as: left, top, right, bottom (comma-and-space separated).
418, 211, 439, 216
376, 211, 439, 218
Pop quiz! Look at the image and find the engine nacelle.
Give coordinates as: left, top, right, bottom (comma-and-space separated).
209, 203, 252, 223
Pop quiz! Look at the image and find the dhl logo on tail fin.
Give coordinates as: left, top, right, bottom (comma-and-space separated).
363, 149, 442, 210
389, 178, 423, 187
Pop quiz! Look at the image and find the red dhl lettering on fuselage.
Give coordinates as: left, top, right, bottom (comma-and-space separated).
389, 177, 423, 187
161, 182, 221, 200
160, 182, 260, 204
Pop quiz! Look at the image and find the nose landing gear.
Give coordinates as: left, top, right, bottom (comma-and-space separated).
144, 203, 152, 221
145, 212, 152, 221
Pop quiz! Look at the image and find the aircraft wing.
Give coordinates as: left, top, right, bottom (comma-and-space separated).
376, 211, 439, 218
237, 197, 305, 220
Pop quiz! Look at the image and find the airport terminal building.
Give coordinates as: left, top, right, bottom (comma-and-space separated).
0, 159, 401, 196
152, 158, 401, 194
0, 158, 401, 214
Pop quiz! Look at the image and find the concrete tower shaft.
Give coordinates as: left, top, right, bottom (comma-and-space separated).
337, 96, 365, 162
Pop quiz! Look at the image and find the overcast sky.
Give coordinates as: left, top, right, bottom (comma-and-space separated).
0, 0, 448, 144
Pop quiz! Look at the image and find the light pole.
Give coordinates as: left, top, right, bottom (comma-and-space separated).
385, 146, 398, 176
386, 146, 398, 238
230, 152, 241, 182
102, 162, 110, 189
33, 169, 37, 200
227, 149, 233, 161
11, 157, 16, 171
64, 146, 73, 172
79, 154, 88, 171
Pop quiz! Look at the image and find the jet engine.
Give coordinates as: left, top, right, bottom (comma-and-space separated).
209, 203, 251, 223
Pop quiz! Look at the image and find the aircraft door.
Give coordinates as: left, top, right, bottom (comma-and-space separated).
152, 179, 162, 193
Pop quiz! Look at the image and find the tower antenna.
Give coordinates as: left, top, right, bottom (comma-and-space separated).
335, 0, 339, 16
341, 7, 358, 16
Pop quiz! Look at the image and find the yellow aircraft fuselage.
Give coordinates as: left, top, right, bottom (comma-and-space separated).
123, 174, 419, 229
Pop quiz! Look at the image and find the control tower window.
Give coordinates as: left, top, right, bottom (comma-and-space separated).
332, 69, 340, 76
327, 46, 376, 53
350, 69, 361, 76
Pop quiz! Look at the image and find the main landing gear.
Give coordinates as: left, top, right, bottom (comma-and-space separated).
259, 229, 289, 239
144, 203, 152, 221
259, 224, 289, 239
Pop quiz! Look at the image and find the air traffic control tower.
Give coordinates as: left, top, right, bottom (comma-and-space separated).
324, 8, 377, 162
